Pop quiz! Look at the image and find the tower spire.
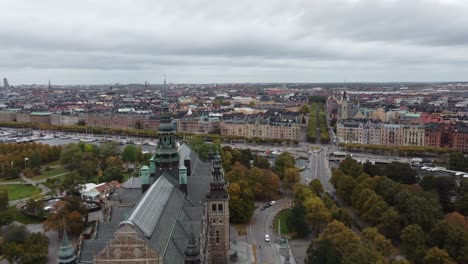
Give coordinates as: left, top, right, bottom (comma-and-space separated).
57, 229, 77, 264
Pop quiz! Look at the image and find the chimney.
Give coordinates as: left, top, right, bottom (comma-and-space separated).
179, 164, 188, 195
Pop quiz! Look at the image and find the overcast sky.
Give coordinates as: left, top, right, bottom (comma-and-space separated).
1, 0, 468, 85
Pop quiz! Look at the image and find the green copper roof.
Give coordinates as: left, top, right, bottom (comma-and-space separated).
57, 230, 77, 264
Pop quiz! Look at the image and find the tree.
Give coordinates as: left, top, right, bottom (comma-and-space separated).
43, 197, 87, 237
401, 224, 427, 263
239, 149, 253, 167
304, 196, 331, 234
283, 168, 300, 190
339, 157, 362, 178
122, 145, 137, 162
455, 178, 468, 215
3, 224, 29, 244
384, 162, 417, 184
3, 243, 25, 264
305, 238, 342, 264
0, 186, 8, 212
317, 220, 361, 258
287, 204, 309, 237
395, 190, 443, 231
423, 247, 456, 264
104, 156, 124, 171
103, 166, 124, 183
228, 181, 255, 223
29, 151, 42, 169
300, 104, 310, 114
22, 232, 49, 264
336, 175, 356, 204
421, 176, 456, 212
429, 220, 468, 263
222, 151, 233, 172
331, 208, 352, 227
362, 161, 381, 177
60, 143, 84, 170
377, 207, 401, 240
448, 152, 468, 171
308, 179, 324, 197
78, 153, 99, 180
361, 227, 392, 257
99, 141, 121, 160
253, 155, 270, 169
60, 172, 85, 195
274, 152, 295, 179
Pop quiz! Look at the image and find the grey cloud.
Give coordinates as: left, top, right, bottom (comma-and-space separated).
0, 0, 467, 84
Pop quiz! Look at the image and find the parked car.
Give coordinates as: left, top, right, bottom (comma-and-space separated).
269, 201, 276, 206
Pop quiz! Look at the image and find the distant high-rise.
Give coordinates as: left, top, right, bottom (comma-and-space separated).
3, 78, 9, 88
48, 80, 52, 89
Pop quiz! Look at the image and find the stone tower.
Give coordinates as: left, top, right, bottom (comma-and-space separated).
149, 101, 179, 178
206, 150, 229, 264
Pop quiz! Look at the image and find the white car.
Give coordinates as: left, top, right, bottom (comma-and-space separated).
269, 201, 276, 206
264, 234, 270, 242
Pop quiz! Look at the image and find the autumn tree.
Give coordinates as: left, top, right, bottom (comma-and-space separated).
377, 207, 401, 240
283, 167, 301, 190
304, 196, 331, 234
361, 227, 393, 257
423, 247, 456, 264
308, 179, 324, 197
43, 197, 87, 237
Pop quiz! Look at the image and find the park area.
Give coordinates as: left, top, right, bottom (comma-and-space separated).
2, 184, 41, 201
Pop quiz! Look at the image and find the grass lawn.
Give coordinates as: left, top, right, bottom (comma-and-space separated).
274, 209, 292, 234
32, 166, 68, 181
0, 178, 22, 183
3, 184, 42, 201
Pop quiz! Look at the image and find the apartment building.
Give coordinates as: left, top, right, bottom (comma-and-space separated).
220, 118, 301, 141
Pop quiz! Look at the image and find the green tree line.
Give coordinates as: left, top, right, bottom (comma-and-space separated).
330, 157, 467, 263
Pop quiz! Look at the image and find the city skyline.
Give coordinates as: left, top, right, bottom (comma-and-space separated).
1, 0, 468, 84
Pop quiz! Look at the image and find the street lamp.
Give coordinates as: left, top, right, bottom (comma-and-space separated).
24, 157, 29, 170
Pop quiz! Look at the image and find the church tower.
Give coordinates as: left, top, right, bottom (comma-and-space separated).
149, 101, 179, 179
206, 150, 229, 264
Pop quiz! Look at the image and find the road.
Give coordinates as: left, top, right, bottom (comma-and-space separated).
306, 149, 334, 193
249, 199, 292, 264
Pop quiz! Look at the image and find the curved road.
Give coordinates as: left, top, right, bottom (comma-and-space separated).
249, 199, 292, 264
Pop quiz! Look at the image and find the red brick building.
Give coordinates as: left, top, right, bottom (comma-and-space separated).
453, 123, 468, 152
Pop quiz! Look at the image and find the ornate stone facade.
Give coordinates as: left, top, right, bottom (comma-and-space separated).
94, 225, 160, 264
